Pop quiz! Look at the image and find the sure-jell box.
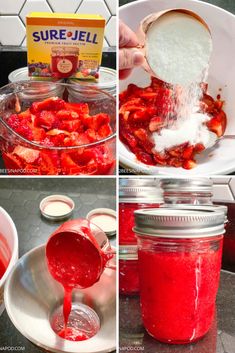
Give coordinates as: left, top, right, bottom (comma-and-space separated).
26, 12, 105, 79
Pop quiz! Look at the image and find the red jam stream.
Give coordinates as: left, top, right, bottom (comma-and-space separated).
138, 241, 223, 343
46, 221, 111, 341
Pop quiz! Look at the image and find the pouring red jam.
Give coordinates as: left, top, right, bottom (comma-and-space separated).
46, 219, 113, 341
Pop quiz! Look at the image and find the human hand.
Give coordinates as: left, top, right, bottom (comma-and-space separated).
119, 20, 144, 80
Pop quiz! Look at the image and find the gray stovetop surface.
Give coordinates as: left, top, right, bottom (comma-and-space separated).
0, 178, 116, 352
120, 270, 235, 353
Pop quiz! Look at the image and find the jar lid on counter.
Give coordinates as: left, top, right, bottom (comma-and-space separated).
134, 208, 225, 238
119, 178, 163, 203
8, 67, 63, 83
40, 195, 74, 221
160, 178, 213, 193
119, 245, 138, 260
68, 67, 116, 96
86, 208, 116, 237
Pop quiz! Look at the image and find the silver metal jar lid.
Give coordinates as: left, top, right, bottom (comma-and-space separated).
119, 178, 163, 203
86, 208, 116, 237
160, 178, 213, 193
8, 67, 63, 83
134, 208, 225, 238
68, 67, 116, 95
40, 195, 74, 221
119, 245, 138, 260
160, 204, 228, 222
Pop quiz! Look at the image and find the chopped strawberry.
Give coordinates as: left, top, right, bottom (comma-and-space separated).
32, 127, 46, 142
98, 124, 112, 139
35, 110, 58, 130
149, 117, 165, 132
2, 153, 23, 175
65, 102, 89, 115
30, 97, 65, 113
194, 143, 205, 153
13, 146, 40, 164
207, 117, 224, 137
135, 150, 154, 165
83, 113, 110, 130
56, 110, 79, 120
183, 159, 196, 170
58, 119, 82, 132
182, 146, 194, 160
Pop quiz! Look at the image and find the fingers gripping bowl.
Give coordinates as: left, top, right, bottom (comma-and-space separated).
119, 0, 235, 175
0, 81, 116, 176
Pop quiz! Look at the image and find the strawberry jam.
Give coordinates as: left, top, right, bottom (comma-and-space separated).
119, 259, 139, 295
134, 208, 225, 344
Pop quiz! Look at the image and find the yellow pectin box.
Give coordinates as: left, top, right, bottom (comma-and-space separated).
26, 12, 105, 80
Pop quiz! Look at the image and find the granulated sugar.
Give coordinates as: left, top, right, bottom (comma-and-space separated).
145, 10, 214, 149
146, 11, 212, 86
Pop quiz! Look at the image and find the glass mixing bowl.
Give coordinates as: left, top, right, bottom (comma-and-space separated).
0, 81, 116, 175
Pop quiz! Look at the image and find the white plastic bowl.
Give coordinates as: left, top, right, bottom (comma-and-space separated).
0, 207, 18, 316
119, 0, 235, 175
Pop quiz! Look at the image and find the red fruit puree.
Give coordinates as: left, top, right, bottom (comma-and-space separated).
119, 259, 139, 295
138, 241, 223, 344
46, 220, 111, 341
0, 234, 11, 279
119, 203, 159, 245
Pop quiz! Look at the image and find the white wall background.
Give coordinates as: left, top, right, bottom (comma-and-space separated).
0, 0, 116, 48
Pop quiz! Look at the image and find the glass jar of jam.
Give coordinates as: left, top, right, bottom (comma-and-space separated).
119, 178, 163, 245
51, 46, 79, 78
214, 200, 235, 272
119, 245, 139, 295
160, 178, 213, 205
134, 208, 225, 344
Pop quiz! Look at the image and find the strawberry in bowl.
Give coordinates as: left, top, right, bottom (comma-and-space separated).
119, 77, 226, 170
0, 82, 116, 175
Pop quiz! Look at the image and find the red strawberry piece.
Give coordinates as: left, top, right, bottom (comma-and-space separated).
168, 157, 183, 168
13, 146, 40, 164
39, 151, 59, 175
207, 117, 224, 137
135, 150, 154, 165
182, 159, 196, 170
2, 152, 23, 175
65, 103, 89, 116
56, 110, 79, 120
85, 129, 98, 142
182, 146, 194, 160
120, 131, 137, 149
149, 116, 165, 132
98, 124, 112, 139
35, 110, 58, 130
83, 113, 110, 130
30, 97, 65, 114
194, 143, 205, 153
32, 127, 46, 142
60, 153, 82, 175
58, 119, 82, 132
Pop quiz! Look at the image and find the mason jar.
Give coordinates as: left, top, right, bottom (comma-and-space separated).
119, 178, 163, 245
134, 208, 225, 344
119, 245, 139, 295
160, 178, 213, 205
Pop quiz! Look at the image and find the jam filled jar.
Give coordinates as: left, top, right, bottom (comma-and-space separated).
134, 208, 225, 344
51, 46, 79, 78
119, 245, 139, 295
160, 178, 213, 205
119, 178, 163, 245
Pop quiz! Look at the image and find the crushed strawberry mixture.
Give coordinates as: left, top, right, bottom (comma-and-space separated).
2, 97, 115, 175
119, 77, 226, 169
